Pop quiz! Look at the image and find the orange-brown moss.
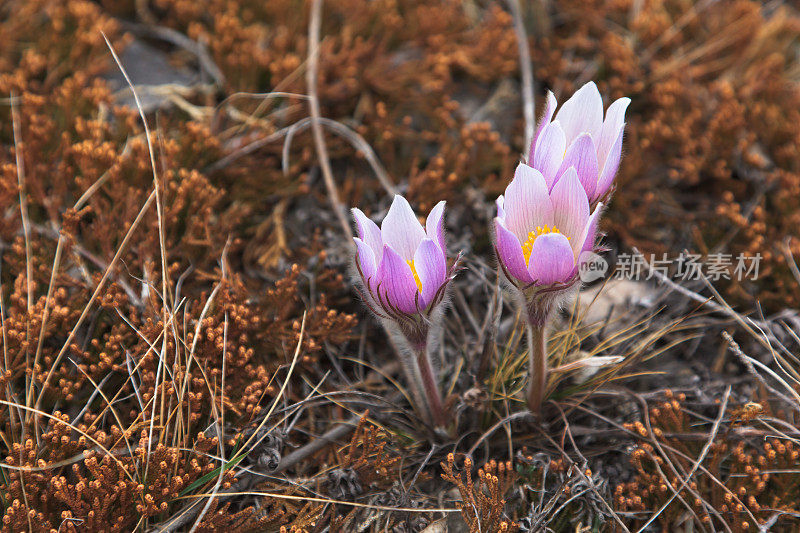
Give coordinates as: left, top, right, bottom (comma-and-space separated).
441, 453, 519, 533
615, 390, 800, 532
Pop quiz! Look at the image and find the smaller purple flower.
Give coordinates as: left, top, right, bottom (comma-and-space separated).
352, 195, 457, 429
352, 195, 455, 319
528, 81, 630, 203
494, 163, 601, 289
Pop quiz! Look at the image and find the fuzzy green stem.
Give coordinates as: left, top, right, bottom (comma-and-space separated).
526, 322, 547, 414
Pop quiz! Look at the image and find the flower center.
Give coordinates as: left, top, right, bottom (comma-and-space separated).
521, 225, 567, 265
406, 260, 423, 292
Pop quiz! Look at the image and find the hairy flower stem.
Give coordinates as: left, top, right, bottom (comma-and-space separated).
413, 344, 448, 428
525, 322, 547, 414
384, 322, 448, 429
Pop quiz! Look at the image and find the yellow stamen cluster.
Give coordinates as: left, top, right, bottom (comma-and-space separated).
521, 225, 567, 265
407, 260, 423, 292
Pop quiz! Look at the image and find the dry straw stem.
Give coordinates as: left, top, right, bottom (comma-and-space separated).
467, 411, 532, 458
723, 330, 800, 406
10, 94, 35, 420
102, 32, 173, 483
505, 0, 534, 148
282, 116, 397, 195
307, 0, 354, 242
187, 329, 228, 532
207, 116, 397, 196
183, 490, 459, 514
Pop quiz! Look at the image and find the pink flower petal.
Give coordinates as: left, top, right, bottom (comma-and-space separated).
494, 218, 533, 284
352, 208, 383, 258
554, 81, 604, 144
380, 195, 426, 261
414, 238, 447, 308
527, 233, 575, 285
550, 167, 590, 252
354, 237, 377, 289
595, 125, 624, 202
531, 120, 567, 189
557, 133, 599, 201
425, 200, 446, 253
376, 244, 420, 314
496, 195, 506, 218
528, 91, 558, 163
598, 97, 630, 168
578, 203, 603, 258
502, 163, 554, 243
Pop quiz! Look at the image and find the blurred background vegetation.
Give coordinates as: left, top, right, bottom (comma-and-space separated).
2, 0, 800, 531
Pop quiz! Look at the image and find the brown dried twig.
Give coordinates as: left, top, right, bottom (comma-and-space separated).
307, 0, 354, 242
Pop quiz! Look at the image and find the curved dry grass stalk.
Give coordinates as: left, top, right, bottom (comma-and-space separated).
307, 0, 354, 242
68, 359, 135, 458
504, 0, 534, 148
104, 33, 172, 481
183, 489, 460, 513
0, 399, 136, 482
187, 312, 228, 532
11, 95, 34, 440
282, 116, 397, 195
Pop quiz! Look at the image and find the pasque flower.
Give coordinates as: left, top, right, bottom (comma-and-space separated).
494, 164, 602, 416
352, 196, 452, 323
352, 195, 457, 429
527, 81, 630, 203
495, 82, 629, 416
494, 163, 601, 293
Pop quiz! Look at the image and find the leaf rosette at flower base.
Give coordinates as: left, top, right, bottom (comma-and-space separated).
528, 81, 630, 204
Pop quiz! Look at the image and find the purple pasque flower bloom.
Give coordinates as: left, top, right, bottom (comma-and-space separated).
352, 195, 456, 430
352, 195, 454, 322
494, 163, 601, 290
528, 81, 630, 203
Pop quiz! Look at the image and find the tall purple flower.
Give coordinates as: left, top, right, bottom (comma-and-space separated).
528, 81, 630, 203
351, 195, 457, 429
494, 163, 603, 416
494, 79, 631, 416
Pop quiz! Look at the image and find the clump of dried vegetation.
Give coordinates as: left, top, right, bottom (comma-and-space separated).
2, 0, 800, 531
615, 389, 800, 532
441, 454, 518, 532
